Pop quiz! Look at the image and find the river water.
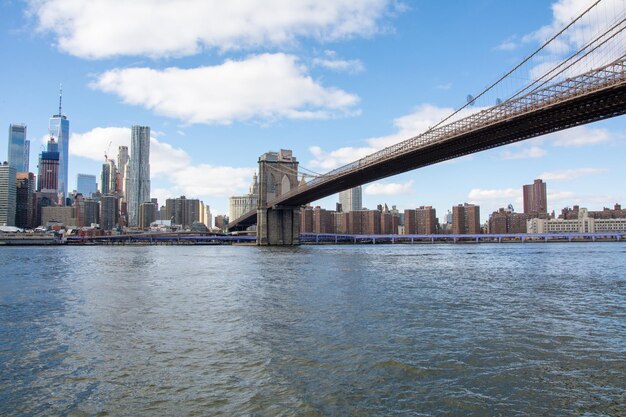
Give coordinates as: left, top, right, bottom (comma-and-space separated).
1, 243, 625, 416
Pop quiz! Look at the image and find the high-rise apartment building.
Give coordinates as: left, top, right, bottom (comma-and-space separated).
76, 174, 97, 197
416, 206, 437, 234
15, 172, 35, 228
339, 186, 362, 213
100, 195, 119, 230
127, 126, 151, 226
452, 203, 481, 234
165, 196, 201, 228
49, 88, 69, 202
139, 202, 157, 229
403, 209, 417, 234
488, 206, 529, 234
0, 162, 17, 226
8, 124, 30, 172
37, 138, 60, 192
73, 195, 99, 227
523, 179, 547, 215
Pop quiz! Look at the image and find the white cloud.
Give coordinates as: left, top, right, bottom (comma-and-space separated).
520, 0, 624, 80
548, 190, 576, 202
313, 57, 365, 73
307, 104, 486, 171
68, 127, 191, 177
313, 50, 365, 73
150, 139, 191, 177
368, 104, 487, 149
29, 0, 397, 59
495, 41, 519, 51
467, 188, 523, 215
435, 83, 452, 90
170, 165, 256, 198
68, 127, 254, 205
364, 180, 413, 196
538, 167, 607, 181
468, 188, 522, 201
68, 127, 131, 162
92, 54, 360, 125
548, 126, 614, 147
500, 146, 547, 160
308, 145, 377, 170
494, 35, 520, 51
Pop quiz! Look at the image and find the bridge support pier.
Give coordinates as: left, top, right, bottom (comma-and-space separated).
257, 207, 301, 246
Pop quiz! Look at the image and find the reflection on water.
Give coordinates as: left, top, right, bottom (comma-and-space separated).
1, 243, 625, 415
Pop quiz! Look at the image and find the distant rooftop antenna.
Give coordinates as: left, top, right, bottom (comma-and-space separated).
58, 84, 63, 116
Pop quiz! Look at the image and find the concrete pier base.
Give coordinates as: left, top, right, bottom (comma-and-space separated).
257, 207, 301, 245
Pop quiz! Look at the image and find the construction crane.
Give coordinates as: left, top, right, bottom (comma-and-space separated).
104, 141, 112, 162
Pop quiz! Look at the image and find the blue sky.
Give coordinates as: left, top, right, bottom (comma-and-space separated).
0, 0, 624, 221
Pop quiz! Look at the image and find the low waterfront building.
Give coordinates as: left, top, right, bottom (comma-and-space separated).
561, 203, 626, 220
41, 206, 76, 228
528, 207, 626, 233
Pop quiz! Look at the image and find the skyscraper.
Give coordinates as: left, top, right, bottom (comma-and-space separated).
49, 87, 69, 202
100, 159, 116, 195
37, 138, 60, 192
523, 179, 548, 215
339, 186, 362, 213
8, 124, 30, 172
76, 174, 97, 197
100, 162, 112, 194
0, 162, 17, 226
127, 125, 151, 226
15, 172, 35, 228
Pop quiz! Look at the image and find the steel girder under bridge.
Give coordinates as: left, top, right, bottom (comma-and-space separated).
227, 58, 626, 231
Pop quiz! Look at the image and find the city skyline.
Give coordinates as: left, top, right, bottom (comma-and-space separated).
0, 1, 624, 220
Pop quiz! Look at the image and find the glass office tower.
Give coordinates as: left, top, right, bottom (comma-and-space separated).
8, 124, 30, 172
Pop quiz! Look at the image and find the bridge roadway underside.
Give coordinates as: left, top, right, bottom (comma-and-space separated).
229, 82, 626, 231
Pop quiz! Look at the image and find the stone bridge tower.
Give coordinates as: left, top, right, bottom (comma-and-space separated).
257, 149, 300, 245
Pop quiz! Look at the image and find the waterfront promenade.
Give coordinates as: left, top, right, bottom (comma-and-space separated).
2, 232, 625, 245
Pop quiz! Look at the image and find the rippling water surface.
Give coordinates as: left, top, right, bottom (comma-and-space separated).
1, 243, 625, 416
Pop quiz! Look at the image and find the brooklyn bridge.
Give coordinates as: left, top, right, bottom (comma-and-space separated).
227, 1, 626, 245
